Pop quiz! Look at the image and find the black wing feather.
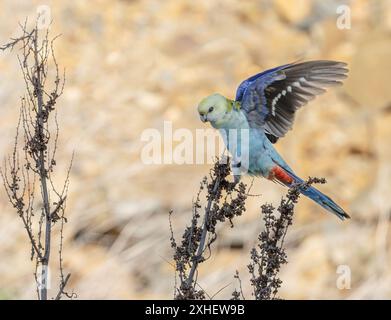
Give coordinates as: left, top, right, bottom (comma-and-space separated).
239, 60, 348, 143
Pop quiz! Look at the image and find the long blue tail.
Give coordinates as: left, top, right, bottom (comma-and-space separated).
288, 172, 350, 220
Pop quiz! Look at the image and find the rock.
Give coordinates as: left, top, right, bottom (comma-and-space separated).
345, 31, 391, 110
113, 199, 160, 223
274, 0, 312, 24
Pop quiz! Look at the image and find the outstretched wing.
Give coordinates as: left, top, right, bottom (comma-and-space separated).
236, 61, 348, 143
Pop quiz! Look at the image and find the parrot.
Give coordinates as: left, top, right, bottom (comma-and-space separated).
197, 60, 350, 220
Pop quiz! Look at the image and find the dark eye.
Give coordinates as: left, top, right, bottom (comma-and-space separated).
208, 106, 214, 113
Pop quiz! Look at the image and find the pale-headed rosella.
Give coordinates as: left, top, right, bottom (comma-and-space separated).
197, 60, 350, 220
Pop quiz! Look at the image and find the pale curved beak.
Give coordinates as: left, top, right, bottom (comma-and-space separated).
199, 114, 207, 122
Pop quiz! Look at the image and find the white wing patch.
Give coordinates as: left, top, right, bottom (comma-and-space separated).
271, 76, 311, 116
271, 93, 281, 116
240, 60, 349, 144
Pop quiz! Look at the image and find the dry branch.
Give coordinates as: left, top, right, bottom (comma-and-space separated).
170, 158, 247, 299
1, 19, 72, 300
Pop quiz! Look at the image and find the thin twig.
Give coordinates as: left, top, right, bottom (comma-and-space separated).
186, 177, 220, 287
54, 273, 71, 300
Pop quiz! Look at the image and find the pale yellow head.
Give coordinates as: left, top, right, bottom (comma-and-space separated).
197, 93, 229, 125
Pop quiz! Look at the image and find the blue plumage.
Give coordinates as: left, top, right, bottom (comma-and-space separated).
197, 60, 350, 220
235, 63, 291, 101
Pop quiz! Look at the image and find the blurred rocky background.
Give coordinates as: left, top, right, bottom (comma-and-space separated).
0, 0, 390, 299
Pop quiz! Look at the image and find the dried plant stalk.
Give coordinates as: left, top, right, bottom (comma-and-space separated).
1, 20, 73, 300
246, 177, 326, 300
170, 158, 247, 300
